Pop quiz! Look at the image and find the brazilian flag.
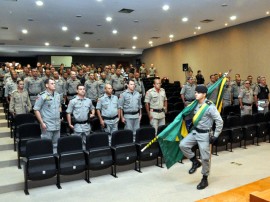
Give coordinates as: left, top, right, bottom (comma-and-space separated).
158, 74, 227, 169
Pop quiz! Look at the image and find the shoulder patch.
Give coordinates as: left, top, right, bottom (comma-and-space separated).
205, 100, 212, 106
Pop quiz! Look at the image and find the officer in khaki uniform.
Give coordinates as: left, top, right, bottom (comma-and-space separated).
34, 79, 61, 153
4, 71, 20, 103
96, 84, 120, 142
111, 68, 125, 97
84, 73, 98, 103
134, 72, 145, 96
24, 68, 45, 107
231, 78, 242, 106
119, 80, 142, 138
66, 71, 81, 101
66, 84, 95, 148
145, 78, 167, 134
238, 80, 254, 116
9, 80, 32, 115
53, 71, 66, 104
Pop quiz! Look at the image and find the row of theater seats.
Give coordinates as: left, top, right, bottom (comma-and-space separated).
22, 127, 164, 195
208, 112, 270, 156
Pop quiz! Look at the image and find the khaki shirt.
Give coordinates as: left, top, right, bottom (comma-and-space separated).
144, 88, 167, 119
238, 87, 254, 104
9, 90, 32, 114
180, 83, 196, 101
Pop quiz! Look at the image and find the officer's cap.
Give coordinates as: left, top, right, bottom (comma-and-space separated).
195, 85, 208, 94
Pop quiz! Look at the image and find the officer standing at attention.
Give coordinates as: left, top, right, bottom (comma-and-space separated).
34, 79, 61, 153
111, 68, 125, 97
180, 85, 223, 190
66, 84, 95, 148
119, 80, 142, 138
97, 72, 111, 98
53, 71, 66, 105
84, 73, 98, 104
231, 77, 242, 106
222, 76, 233, 108
238, 80, 254, 116
4, 71, 20, 104
181, 77, 196, 106
255, 76, 269, 113
66, 71, 81, 102
9, 80, 32, 116
145, 78, 167, 134
24, 68, 45, 107
96, 84, 120, 138
134, 72, 145, 97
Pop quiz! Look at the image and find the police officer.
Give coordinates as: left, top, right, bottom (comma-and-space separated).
148, 64, 157, 77
256, 76, 270, 113
111, 68, 125, 97
238, 80, 254, 116
18, 66, 30, 81
139, 63, 147, 78
24, 68, 45, 107
231, 77, 242, 106
119, 80, 142, 139
34, 79, 61, 153
96, 84, 120, 139
4, 71, 20, 103
180, 85, 223, 190
84, 73, 98, 103
181, 77, 196, 106
9, 80, 31, 116
66, 71, 81, 101
53, 71, 66, 104
97, 72, 111, 98
42, 69, 52, 83
222, 76, 232, 108
134, 72, 145, 97
206, 74, 218, 104
66, 84, 95, 148
145, 78, 167, 134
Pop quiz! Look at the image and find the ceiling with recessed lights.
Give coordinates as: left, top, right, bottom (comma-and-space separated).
0, 0, 269, 56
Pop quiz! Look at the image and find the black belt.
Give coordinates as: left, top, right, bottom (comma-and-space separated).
67, 93, 76, 96
29, 93, 38, 96
151, 108, 164, 113
124, 110, 139, 115
243, 102, 252, 106
195, 127, 210, 133
102, 115, 118, 120
75, 120, 88, 124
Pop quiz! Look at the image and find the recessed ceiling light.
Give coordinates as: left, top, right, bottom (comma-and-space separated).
133, 36, 138, 40
225, 23, 228, 26
36, 1, 43, 6
182, 17, 188, 22
76, 15, 82, 18
132, 46, 136, 49
85, 44, 89, 47
221, 4, 228, 7
97, 0, 102, 2
194, 32, 197, 35
149, 41, 153, 44
112, 29, 118, 34
162, 5, 169, 11
45, 42, 50, 46
266, 11, 270, 15
106, 17, 112, 22
22, 29, 28, 34
62, 26, 68, 31
75, 36, 80, 41
169, 34, 174, 38
170, 39, 173, 42
230, 15, 237, 21
196, 26, 201, 30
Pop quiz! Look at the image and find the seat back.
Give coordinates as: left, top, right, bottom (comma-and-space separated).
57, 136, 82, 153
253, 113, 265, 124
241, 114, 253, 126
157, 124, 168, 135
265, 111, 270, 122
86, 132, 110, 149
14, 113, 36, 127
111, 130, 133, 146
226, 116, 241, 127
166, 110, 181, 123
135, 127, 155, 143
26, 139, 53, 157
18, 123, 41, 139
222, 105, 235, 116
140, 113, 150, 126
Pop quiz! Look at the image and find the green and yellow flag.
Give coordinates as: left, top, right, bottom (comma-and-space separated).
157, 73, 227, 169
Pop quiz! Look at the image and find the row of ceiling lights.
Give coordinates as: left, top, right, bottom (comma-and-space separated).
21, 1, 270, 48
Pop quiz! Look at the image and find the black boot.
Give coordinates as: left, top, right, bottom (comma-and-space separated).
189, 157, 201, 174
197, 175, 208, 190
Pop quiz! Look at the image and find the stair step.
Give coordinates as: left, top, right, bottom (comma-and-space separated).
0, 127, 11, 138
0, 120, 8, 127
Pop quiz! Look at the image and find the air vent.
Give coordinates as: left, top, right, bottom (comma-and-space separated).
28, 18, 34, 22
63, 45, 71, 47
200, 19, 214, 23
118, 8, 134, 13
83, 32, 94, 35
0, 43, 5, 45
1, 27, 8, 30
151, 37, 160, 39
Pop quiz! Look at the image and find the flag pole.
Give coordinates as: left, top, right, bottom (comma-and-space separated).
141, 136, 158, 152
